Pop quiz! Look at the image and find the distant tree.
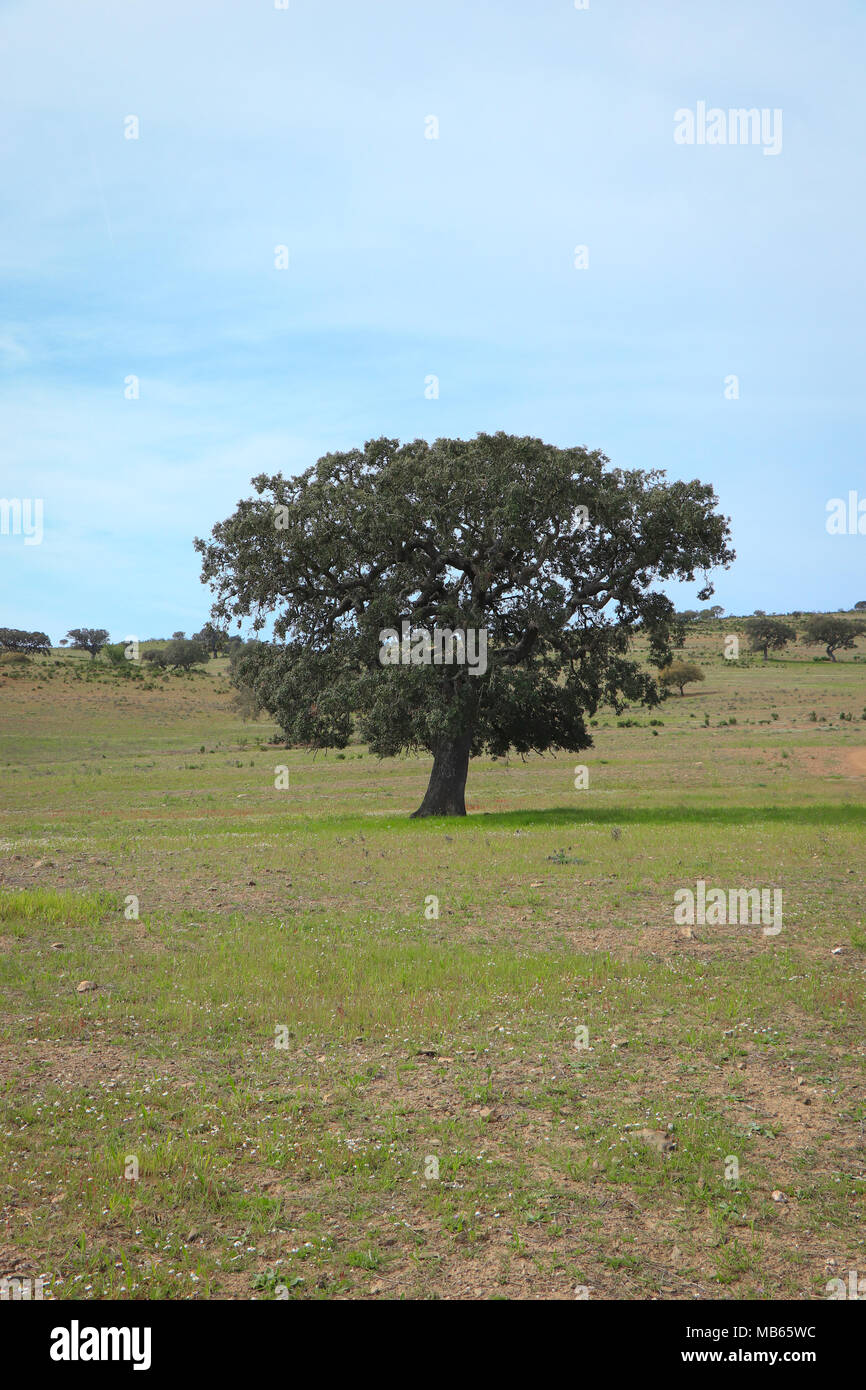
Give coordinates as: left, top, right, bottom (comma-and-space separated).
802, 615, 866, 662
165, 637, 208, 670
143, 649, 168, 669
659, 660, 705, 696
193, 622, 228, 658
753, 609, 766, 618
745, 616, 797, 662
676, 609, 699, 622
855, 600, 866, 611
171, 630, 186, 641
103, 642, 128, 667
66, 627, 110, 658
708, 604, 725, 618
0, 628, 51, 655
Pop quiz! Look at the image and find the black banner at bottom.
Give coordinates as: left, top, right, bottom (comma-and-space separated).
4, 1296, 861, 1377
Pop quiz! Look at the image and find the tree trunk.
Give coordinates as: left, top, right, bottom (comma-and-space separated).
411, 735, 472, 817
827, 646, 836, 661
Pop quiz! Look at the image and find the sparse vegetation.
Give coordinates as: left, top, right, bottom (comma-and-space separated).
0, 628, 863, 1300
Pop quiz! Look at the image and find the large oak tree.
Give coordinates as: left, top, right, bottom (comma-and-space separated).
196, 433, 733, 816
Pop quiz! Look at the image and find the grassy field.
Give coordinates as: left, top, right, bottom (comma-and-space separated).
1, 624, 864, 1300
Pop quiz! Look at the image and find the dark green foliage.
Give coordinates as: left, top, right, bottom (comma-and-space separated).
197, 433, 733, 813
802, 615, 866, 662
165, 637, 209, 670
66, 627, 110, 658
745, 616, 797, 661
0, 628, 51, 655
192, 622, 229, 657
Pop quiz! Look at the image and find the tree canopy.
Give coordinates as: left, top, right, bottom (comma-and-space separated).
802, 615, 866, 662
193, 622, 229, 657
659, 660, 705, 695
196, 433, 733, 815
66, 627, 110, 658
0, 628, 50, 653
0, 627, 50, 655
165, 637, 209, 670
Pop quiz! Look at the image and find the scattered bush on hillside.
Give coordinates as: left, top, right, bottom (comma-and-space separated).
165, 637, 209, 670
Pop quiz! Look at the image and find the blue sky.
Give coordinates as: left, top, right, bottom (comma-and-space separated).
2, 0, 864, 642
